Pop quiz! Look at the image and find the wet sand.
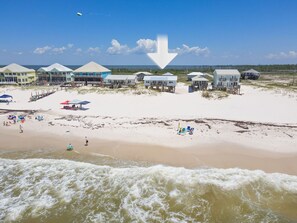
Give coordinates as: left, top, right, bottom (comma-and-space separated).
1, 128, 297, 175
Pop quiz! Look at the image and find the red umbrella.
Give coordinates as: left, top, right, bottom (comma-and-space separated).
60, 100, 70, 105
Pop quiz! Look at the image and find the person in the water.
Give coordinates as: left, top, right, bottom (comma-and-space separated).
85, 137, 88, 146
67, 143, 73, 151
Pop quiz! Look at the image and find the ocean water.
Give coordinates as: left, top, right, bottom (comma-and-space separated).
0, 158, 297, 223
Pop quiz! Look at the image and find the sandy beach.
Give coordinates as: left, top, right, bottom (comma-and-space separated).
1, 84, 297, 174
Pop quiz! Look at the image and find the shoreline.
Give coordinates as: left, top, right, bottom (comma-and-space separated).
1, 85, 297, 176
1, 128, 297, 175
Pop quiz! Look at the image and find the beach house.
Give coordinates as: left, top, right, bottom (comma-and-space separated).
37, 63, 74, 84
187, 72, 204, 81
104, 75, 137, 88
241, 69, 260, 80
144, 75, 178, 93
73, 61, 111, 85
191, 76, 209, 91
134, 71, 152, 81
162, 72, 174, 76
0, 63, 36, 85
213, 69, 240, 93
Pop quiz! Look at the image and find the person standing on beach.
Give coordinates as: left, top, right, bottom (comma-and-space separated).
19, 124, 23, 133
85, 136, 88, 146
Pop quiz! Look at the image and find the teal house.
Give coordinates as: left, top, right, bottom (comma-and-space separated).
73, 61, 111, 85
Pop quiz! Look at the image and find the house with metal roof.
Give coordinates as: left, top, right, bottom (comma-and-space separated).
162, 72, 174, 76
104, 75, 137, 88
73, 61, 111, 85
144, 75, 178, 93
241, 69, 260, 80
134, 71, 152, 81
187, 72, 204, 81
0, 63, 36, 85
191, 76, 209, 91
213, 69, 240, 93
37, 63, 74, 84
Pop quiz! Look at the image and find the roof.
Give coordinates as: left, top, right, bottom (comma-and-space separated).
74, 61, 111, 73
134, 71, 152, 75
214, 69, 240, 76
105, 75, 136, 81
0, 94, 13, 98
38, 63, 73, 72
242, 69, 260, 74
192, 76, 209, 81
187, 72, 204, 76
144, 75, 177, 81
0, 63, 35, 73
162, 72, 174, 76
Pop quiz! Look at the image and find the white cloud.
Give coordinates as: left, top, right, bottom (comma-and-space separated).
172, 44, 210, 56
106, 38, 209, 57
267, 50, 297, 59
33, 46, 52, 54
87, 47, 100, 54
107, 39, 156, 55
130, 39, 156, 54
52, 46, 67, 54
107, 39, 130, 55
33, 44, 73, 55
17, 52, 23, 55
75, 48, 82, 53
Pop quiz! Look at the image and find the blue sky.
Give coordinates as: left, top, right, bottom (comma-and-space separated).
0, 0, 297, 65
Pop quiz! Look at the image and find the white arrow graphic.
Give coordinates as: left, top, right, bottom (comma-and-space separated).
147, 35, 177, 69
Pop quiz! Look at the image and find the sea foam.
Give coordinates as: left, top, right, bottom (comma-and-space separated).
0, 158, 296, 222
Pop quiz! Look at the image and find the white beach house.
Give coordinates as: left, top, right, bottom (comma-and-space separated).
104, 75, 137, 88
162, 72, 174, 76
144, 75, 177, 93
187, 72, 204, 81
191, 76, 209, 91
213, 69, 240, 93
73, 61, 111, 85
0, 63, 36, 85
241, 69, 260, 80
37, 63, 73, 84
134, 71, 152, 81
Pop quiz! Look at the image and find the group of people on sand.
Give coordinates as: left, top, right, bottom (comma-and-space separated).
67, 136, 88, 151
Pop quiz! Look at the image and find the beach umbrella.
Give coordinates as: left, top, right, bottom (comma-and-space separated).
69, 99, 82, 104
0, 94, 13, 99
60, 100, 70, 105
79, 101, 90, 105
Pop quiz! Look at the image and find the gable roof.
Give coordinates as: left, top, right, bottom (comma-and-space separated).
187, 72, 204, 76
0, 63, 35, 73
74, 61, 110, 73
105, 75, 136, 81
192, 76, 209, 81
162, 72, 174, 76
214, 69, 240, 76
242, 69, 260, 74
38, 63, 73, 72
134, 71, 152, 75
144, 75, 177, 81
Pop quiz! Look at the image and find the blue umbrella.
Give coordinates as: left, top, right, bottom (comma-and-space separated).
0, 94, 13, 99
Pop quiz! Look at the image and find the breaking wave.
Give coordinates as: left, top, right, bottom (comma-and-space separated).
0, 158, 297, 222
